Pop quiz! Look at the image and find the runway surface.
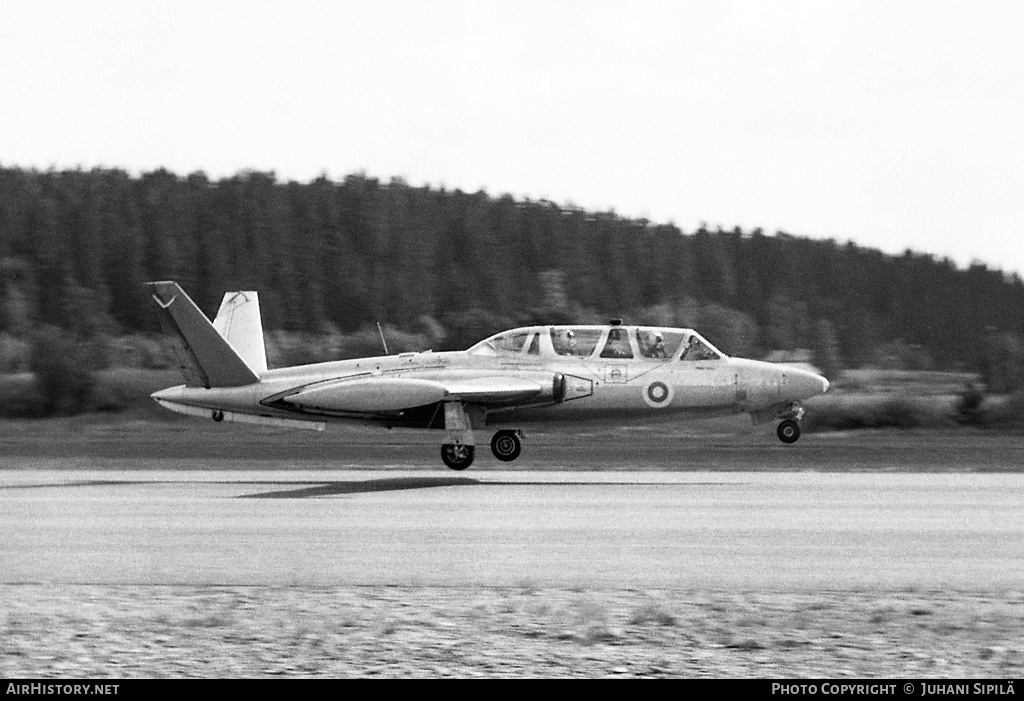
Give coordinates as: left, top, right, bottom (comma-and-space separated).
3, 468, 1022, 589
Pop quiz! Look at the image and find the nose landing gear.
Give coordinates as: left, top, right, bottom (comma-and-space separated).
776, 403, 805, 444
777, 419, 801, 443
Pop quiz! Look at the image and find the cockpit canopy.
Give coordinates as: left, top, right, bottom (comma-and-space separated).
467, 324, 725, 361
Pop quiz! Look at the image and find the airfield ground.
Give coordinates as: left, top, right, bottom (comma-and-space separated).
0, 410, 1021, 470
1, 416, 1022, 678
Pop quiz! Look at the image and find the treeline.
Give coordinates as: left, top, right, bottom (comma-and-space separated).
1, 165, 1023, 385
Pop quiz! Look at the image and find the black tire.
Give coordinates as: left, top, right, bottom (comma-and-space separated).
490, 430, 522, 462
441, 443, 475, 470
777, 419, 801, 444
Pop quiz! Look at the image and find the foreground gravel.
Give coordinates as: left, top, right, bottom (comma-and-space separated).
2, 585, 1023, 678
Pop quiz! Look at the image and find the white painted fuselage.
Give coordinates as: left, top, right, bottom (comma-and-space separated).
146, 281, 829, 469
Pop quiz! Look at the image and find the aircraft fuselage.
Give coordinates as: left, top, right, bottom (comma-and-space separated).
153, 345, 827, 428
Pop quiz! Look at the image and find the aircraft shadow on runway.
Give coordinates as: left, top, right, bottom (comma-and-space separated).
2, 476, 729, 499
242, 476, 483, 498
241, 476, 714, 498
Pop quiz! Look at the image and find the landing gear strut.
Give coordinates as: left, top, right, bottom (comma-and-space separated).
490, 430, 522, 462
440, 401, 479, 470
441, 443, 475, 470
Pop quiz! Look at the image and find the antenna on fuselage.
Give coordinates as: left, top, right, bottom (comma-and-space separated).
376, 321, 390, 355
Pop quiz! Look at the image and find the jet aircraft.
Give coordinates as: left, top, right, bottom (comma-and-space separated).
147, 281, 829, 469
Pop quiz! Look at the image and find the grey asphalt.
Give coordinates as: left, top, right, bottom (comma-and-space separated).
2, 468, 1022, 589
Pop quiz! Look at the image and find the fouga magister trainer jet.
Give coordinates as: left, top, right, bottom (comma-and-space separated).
147, 281, 829, 470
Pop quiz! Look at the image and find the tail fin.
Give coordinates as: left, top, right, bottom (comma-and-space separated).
212, 291, 268, 374
146, 281, 260, 388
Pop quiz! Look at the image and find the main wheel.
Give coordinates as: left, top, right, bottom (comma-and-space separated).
777, 419, 801, 444
441, 443, 475, 470
490, 430, 522, 462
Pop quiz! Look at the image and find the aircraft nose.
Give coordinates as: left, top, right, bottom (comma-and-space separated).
786, 367, 829, 400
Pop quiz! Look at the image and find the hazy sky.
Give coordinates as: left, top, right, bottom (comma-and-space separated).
2, 0, 1022, 276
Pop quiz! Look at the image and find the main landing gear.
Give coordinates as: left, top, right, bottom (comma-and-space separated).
441, 430, 524, 470
440, 401, 524, 470
490, 429, 523, 462
441, 443, 475, 470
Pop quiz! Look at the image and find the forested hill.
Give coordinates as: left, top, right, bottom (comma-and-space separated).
1, 165, 1023, 377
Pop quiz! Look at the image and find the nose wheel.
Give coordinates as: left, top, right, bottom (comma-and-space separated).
490, 430, 523, 462
777, 419, 801, 444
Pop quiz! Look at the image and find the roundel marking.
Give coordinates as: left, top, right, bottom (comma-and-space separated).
643, 380, 674, 408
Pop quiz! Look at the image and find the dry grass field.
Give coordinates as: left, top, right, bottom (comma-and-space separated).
3, 585, 1023, 678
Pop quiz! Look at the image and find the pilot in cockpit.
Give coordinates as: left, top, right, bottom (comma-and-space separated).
638, 330, 667, 358
643, 331, 667, 358
565, 329, 577, 354
650, 333, 666, 358
680, 335, 716, 361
